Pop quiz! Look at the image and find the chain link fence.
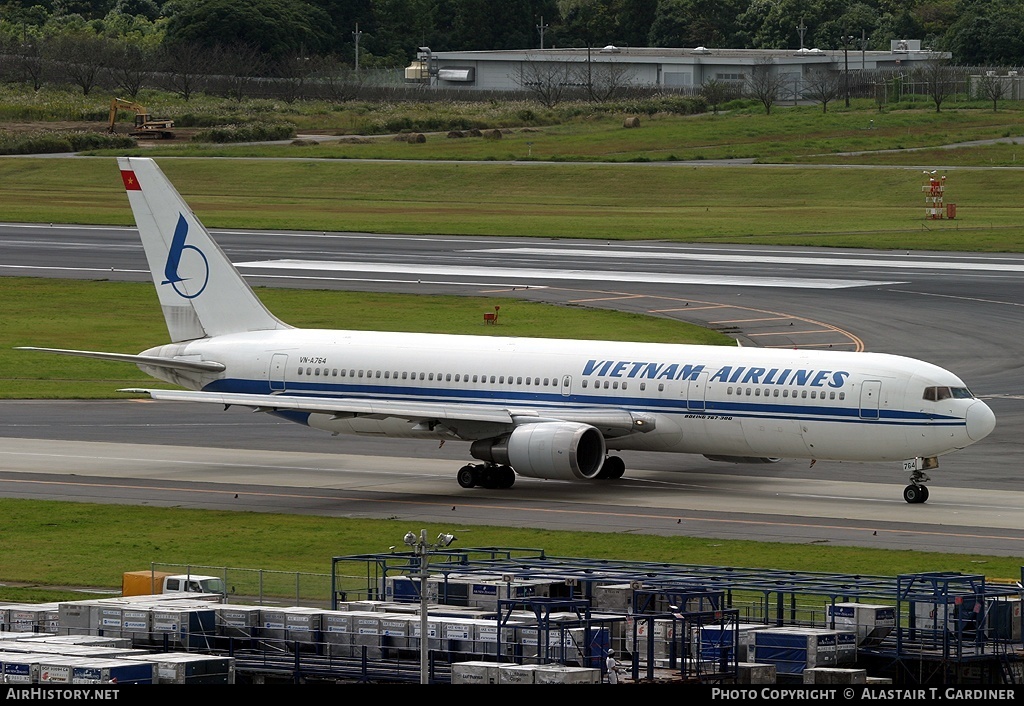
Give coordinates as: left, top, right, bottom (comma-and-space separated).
149, 564, 333, 608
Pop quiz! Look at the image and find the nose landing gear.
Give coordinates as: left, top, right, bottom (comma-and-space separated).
902, 460, 934, 504
903, 483, 929, 504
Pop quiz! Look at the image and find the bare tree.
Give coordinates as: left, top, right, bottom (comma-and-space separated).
50, 33, 108, 95
802, 68, 842, 113
209, 44, 269, 102
308, 54, 361, 102
513, 56, 579, 107
106, 40, 154, 99
745, 59, 786, 115
2, 33, 49, 90
579, 60, 637, 102
273, 50, 315, 103
975, 72, 1009, 112
157, 40, 208, 101
917, 53, 957, 113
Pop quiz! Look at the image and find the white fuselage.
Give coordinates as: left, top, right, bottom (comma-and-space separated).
141, 328, 994, 463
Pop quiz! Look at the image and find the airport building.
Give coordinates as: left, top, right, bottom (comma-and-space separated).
406, 40, 948, 97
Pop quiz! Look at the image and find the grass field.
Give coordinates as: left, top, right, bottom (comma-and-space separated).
0, 500, 1017, 603
3, 95, 1024, 246
102, 101, 1024, 165
2, 97, 1021, 600
1, 156, 1021, 248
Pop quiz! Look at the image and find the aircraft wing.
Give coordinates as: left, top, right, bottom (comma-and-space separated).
120, 388, 652, 436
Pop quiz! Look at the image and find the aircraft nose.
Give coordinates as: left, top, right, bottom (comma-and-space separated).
966, 401, 996, 442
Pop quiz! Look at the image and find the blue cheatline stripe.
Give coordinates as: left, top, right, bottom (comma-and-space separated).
202, 379, 965, 429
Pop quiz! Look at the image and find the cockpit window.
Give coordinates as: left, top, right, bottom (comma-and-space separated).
923, 386, 973, 401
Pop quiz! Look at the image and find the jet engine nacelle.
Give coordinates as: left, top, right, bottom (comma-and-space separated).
470, 422, 606, 481
704, 455, 781, 464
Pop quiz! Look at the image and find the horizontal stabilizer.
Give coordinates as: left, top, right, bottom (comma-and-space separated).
16, 347, 225, 373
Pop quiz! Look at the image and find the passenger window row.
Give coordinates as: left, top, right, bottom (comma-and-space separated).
727, 386, 846, 400
297, 367, 563, 387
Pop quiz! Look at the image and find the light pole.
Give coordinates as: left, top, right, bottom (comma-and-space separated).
403, 528, 456, 684
842, 35, 854, 107
537, 16, 549, 49
353, 23, 362, 73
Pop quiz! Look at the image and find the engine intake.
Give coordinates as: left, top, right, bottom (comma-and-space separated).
471, 422, 606, 481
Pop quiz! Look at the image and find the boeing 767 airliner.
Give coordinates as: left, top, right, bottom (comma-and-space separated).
18, 157, 996, 503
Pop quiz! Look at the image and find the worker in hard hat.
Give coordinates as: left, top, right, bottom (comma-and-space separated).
605, 649, 621, 684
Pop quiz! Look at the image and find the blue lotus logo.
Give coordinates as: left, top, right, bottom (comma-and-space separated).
162, 214, 209, 299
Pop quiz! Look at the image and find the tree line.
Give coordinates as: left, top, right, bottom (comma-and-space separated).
1, 0, 1022, 94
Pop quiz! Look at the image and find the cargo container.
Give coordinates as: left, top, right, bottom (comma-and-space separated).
1, 653, 57, 683
697, 623, 769, 663
533, 664, 602, 684
142, 652, 236, 684
71, 659, 155, 684
215, 605, 262, 641
451, 660, 500, 684
828, 603, 895, 646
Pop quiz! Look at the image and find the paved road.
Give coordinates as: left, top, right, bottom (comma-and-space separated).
2, 225, 1023, 556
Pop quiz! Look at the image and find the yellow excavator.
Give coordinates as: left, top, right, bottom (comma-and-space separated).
107, 98, 175, 139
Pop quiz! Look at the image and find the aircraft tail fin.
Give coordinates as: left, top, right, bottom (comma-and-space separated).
116, 156, 290, 342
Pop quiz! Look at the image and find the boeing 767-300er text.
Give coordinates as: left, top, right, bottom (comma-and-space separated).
18, 157, 996, 503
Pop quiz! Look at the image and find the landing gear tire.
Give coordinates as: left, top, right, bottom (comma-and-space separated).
458, 464, 515, 489
903, 484, 929, 504
598, 455, 626, 480
457, 465, 477, 489
497, 465, 516, 489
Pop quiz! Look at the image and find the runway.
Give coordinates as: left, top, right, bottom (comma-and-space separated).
1, 412, 1022, 556
2, 224, 1023, 557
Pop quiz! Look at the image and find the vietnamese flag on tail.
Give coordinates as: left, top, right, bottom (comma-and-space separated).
120, 170, 141, 190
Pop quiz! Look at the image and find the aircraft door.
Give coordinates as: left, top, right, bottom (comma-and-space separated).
269, 353, 288, 392
859, 380, 881, 419
561, 375, 572, 397
686, 371, 708, 411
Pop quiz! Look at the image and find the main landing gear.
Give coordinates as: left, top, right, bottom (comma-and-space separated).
457, 463, 515, 489
597, 455, 626, 480
455, 455, 627, 489
903, 467, 931, 504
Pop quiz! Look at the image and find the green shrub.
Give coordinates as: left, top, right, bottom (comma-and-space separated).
0, 130, 135, 155
381, 116, 415, 133
190, 122, 296, 143
66, 132, 137, 151
517, 108, 538, 123
720, 98, 756, 111
611, 95, 707, 116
